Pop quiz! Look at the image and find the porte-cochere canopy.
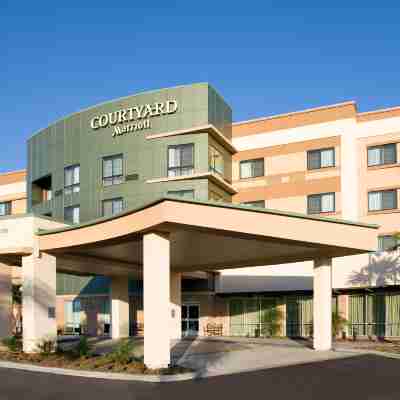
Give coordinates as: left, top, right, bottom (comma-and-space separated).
37, 196, 378, 276
0, 197, 379, 369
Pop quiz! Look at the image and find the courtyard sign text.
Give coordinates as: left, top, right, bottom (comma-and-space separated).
89, 99, 178, 137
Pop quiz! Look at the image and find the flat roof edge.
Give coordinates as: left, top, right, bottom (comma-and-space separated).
233, 101, 357, 126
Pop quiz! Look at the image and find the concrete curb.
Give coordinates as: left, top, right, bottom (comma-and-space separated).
0, 361, 196, 383
334, 347, 400, 360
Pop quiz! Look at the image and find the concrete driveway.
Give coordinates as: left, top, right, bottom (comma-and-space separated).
172, 337, 360, 378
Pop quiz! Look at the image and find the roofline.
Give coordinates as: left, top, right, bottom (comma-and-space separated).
357, 104, 400, 117
27, 82, 212, 140
37, 196, 379, 236
233, 101, 357, 126
0, 169, 26, 177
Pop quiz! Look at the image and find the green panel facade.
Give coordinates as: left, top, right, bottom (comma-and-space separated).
28, 83, 233, 222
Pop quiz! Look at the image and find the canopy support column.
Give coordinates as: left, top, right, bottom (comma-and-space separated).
170, 272, 181, 340
143, 232, 171, 369
111, 276, 130, 339
22, 253, 57, 353
313, 257, 332, 351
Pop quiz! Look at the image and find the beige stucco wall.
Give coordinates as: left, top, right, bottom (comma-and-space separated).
332, 251, 400, 289
358, 132, 400, 235
219, 263, 314, 293
0, 216, 66, 253
0, 181, 27, 216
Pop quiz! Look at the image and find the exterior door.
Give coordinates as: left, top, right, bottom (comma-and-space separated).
182, 304, 199, 337
64, 299, 81, 334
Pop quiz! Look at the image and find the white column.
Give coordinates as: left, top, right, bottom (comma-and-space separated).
143, 232, 171, 369
0, 264, 12, 339
313, 257, 332, 351
170, 272, 181, 340
111, 276, 130, 339
22, 253, 57, 353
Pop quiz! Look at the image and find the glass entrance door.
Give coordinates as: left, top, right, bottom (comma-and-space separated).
182, 304, 199, 337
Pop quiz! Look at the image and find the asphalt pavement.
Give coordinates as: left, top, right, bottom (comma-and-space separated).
0, 354, 398, 400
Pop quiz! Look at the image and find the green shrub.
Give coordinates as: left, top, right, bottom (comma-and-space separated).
38, 338, 56, 355
2, 336, 21, 352
75, 336, 91, 357
109, 340, 134, 365
262, 308, 284, 337
332, 311, 348, 337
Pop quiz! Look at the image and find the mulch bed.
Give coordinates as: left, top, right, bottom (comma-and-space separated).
0, 351, 191, 375
370, 343, 400, 355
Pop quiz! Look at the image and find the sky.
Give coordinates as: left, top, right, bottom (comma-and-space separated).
1, 1, 400, 172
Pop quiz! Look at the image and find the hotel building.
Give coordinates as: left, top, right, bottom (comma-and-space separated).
0, 83, 395, 367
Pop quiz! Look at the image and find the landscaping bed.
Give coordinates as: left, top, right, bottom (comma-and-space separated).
0, 337, 192, 376
332, 337, 400, 355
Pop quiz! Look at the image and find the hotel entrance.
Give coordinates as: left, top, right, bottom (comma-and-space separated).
181, 304, 199, 337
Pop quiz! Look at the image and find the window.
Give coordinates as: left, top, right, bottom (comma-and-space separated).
367, 143, 397, 166
307, 148, 335, 170
64, 165, 80, 195
102, 198, 124, 217
307, 193, 335, 214
368, 190, 397, 212
32, 175, 52, 206
209, 145, 224, 176
240, 158, 264, 179
43, 189, 52, 201
378, 235, 399, 251
64, 205, 80, 224
243, 200, 265, 208
167, 190, 194, 199
168, 144, 194, 177
209, 191, 224, 202
0, 201, 11, 216
103, 154, 123, 186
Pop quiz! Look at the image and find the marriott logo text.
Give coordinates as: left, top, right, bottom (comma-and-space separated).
90, 100, 178, 130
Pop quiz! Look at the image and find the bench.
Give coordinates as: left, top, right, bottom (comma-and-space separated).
204, 323, 223, 336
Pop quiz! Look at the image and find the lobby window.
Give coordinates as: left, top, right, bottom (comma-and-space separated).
367, 143, 397, 167
368, 190, 397, 212
168, 144, 194, 177
307, 148, 335, 170
307, 193, 335, 214
0, 201, 11, 216
103, 154, 123, 186
378, 235, 399, 252
209, 145, 224, 176
64, 165, 80, 196
243, 200, 265, 208
167, 190, 194, 199
64, 205, 80, 224
102, 197, 124, 217
240, 158, 264, 179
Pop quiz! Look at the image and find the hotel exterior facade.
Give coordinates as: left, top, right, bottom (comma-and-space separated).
0, 83, 396, 365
